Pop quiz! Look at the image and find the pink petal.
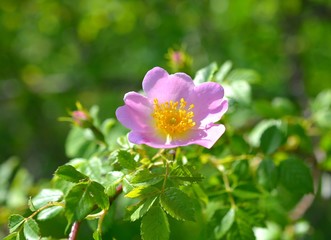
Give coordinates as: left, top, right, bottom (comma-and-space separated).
190, 82, 228, 126
115, 92, 153, 131
187, 124, 226, 149
128, 124, 225, 149
142, 67, 195, 103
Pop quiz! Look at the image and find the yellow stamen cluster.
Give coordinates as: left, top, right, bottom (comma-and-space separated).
152, 98, 196, 137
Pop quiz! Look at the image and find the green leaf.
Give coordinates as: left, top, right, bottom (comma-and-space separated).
104, 171, 124, 196
129, 197, 158, 222
89, 181, 110, 210
311, 89, 331, 112
7, 168, 33, 208
141, 206, 170, 240
117, 150, 137, 170
224, 80, 251, 106
226, 69, 260, 84
8, 214, 25, 233
248, 120, 282, 147
193, 62, 218, 84
65, 182, 94, 223
227, 217, 255, 240
65, 127, 97, 158
125, 186, 160, 199
215, 60, 232, 82
28, 197, 36, 212
260, 125, 285, 154
169, 166, 204, 183
214, 208, 235, 239
16, 231, 25, 240
279, 158, 314, 195
37, 206, 63, 221
55, 165, 89, 183
160, 187, 195, 221
32, 189, 63, 209
23, 218, 40, 240
130, 169, 163, 185
257, 158, 278, 190
0, 157, 19, 203
74, 157, 103, 183
3, 232, 18, 240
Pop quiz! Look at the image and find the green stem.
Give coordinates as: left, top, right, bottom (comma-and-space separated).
211, 160, 236, 208
162, 159, 170, 191
28, 202, 65, 219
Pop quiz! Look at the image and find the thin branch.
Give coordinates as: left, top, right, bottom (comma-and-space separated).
68, 221, 80, 240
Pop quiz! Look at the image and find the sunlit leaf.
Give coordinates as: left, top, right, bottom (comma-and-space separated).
224, 80, 251, 106
37, 206, 63, 221
32, 189, 63, 209
23, 218, 40, 240
226, 69, 260, 84
193, 62, 218, 84
104, 171, 124, 196
215, 60, 232, 83
125, 186, 160, 199
0, 157, 19, 203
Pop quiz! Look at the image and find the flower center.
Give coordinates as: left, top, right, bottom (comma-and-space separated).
152, 98, 196, 137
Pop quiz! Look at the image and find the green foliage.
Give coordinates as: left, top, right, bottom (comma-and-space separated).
279, 158, 314, 195
160, 187, 196, 221
141, 206, 170, 240
23, 218, 40, 240
2, 61, 330, 240
55, 165, 89, 183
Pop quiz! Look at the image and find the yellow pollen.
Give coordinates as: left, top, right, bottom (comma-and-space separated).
152, 98, 196, 137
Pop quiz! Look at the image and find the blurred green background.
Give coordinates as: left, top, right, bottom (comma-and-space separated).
1, 0, 331, 238
1, 0, 331, 177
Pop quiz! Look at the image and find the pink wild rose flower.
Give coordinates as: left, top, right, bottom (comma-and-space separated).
115, 67, 228, 149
